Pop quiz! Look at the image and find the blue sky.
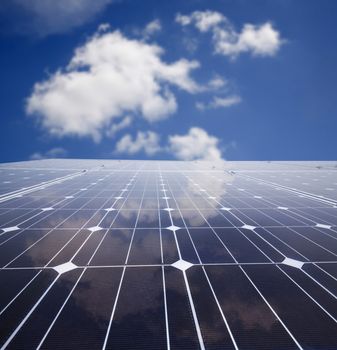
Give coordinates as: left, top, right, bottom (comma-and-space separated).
0, 0, 336, 162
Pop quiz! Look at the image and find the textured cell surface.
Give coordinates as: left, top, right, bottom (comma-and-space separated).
0, 159, 337, 349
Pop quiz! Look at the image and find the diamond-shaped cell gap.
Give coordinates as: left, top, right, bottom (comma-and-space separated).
115, 196, 123, 200
1, 226, 20, 233
316, 223, 332, 229
166, 225, 181, 232
53, 261, 78, 274
221, 207, 231, 211
87, 226, 103, 232
162, 196, 170, 200
65, 196, 74, 199
41, 207, 54, 211
163, 208, 174, 212
282, 257, 304, 269
171, 259, 193, 272
241, 224, 256, 231
277, 207, 288, 210
104, 208, 116, 212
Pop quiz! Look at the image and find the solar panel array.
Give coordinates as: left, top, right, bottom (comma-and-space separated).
0, 159, 337, 349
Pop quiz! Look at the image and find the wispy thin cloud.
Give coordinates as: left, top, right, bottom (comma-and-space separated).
30, 147, 68, 160
196, 95, 241, 111
142, 19, 162, 40
0, 0, 113, 37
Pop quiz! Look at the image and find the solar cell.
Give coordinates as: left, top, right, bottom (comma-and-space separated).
0, 159, 337, 349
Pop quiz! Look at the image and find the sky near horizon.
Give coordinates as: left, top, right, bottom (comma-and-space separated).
0, 0, 336, 162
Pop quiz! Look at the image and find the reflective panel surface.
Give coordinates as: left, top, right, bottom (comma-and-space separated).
0, 159, 337, 349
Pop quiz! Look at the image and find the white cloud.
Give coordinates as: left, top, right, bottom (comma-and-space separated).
176, 11, 225, 32
168, 127, 223, 161
181, 36, 199, 54
142, 19, 162, 39
114, 127, 224, 162
196, 95, 241, 110
115, 131, 161, 156
26, 28, 201, 141
207, 76, 227, 89
30, 147, 68, 160
214, 22, 283, 57
176, 10, 283, 58
106, 116, 132, 137
0, 0, 113, 37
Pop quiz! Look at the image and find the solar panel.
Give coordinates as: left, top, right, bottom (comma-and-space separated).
0, 159, 337, 349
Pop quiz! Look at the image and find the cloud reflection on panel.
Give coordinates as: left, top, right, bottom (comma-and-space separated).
56, 267, 165, 338
189, 266, 280, 344
169, 169, 236, 227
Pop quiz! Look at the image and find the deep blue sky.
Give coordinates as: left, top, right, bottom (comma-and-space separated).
0, 0, 336, 162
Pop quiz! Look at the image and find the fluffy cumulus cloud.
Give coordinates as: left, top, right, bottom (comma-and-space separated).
26, 28, 201, 141
30, 147, 68, 160
0, 0, 113, 36
168, 127, 223, 161
114, 127, 224, 161
196, 95, 241, 111
176, 10, 283, 58
115, 131, 161, 156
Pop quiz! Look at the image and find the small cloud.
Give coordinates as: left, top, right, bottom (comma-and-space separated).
98, 23, 111, 33
115, 131, 161, 156
0, 0, 113, 37
175, 13, 193, 27
181, 36, 199, 53
176, 11, 224, 32
106, 116, 132, 138
30, 147, 68, 160
141, 19, 162, 40
114, 127, 226, 161
196, 95, 241, 111
207, 76, 227, 90
176, 10, 284, 58
214, 22, 283, 58
168, 127, 223, 161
